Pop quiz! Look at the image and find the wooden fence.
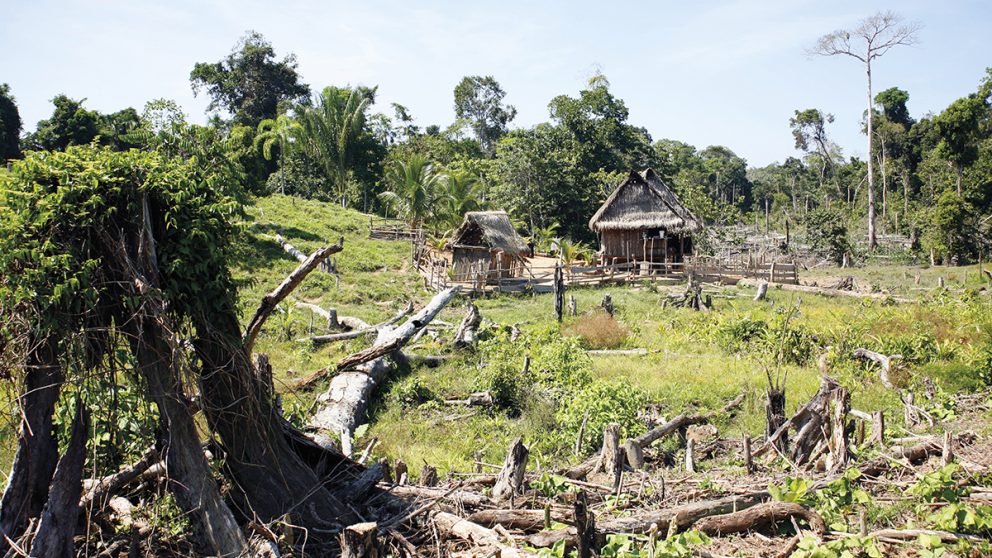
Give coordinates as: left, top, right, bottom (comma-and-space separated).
414, 252, 799, 294
368, 217, 422, 241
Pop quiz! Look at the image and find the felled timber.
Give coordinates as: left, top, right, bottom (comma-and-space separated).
738, 278, 912, 303
492, 438, 529, 503
433, 511, 536, 558
309, 287, 461, 438
692, 501, 826, 536
300, 303, 413, 345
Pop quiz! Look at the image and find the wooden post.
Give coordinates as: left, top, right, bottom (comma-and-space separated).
742, 434, 753, 473
568, 295, 577, 317
769, 262, 777, 283
553, 263, 564, 322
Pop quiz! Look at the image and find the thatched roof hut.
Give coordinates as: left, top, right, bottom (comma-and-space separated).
589, 169, 702, 263
448, 211, 528, 280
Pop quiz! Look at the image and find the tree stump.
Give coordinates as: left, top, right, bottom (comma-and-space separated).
568, 295, 577, 317
394, 460, 408, 485
492, 438, 529, 503
623, 439, 645, 470
765, 388, 787, 453
420, 465, 438, 487
870, 411, 885, 446
601, 294, 614, 316
754, 281, 769, 301
600, 424, 622, 490
574, 491, 596, 558
340, 522, 384, 558
685, 438, 696, 473
742, 435, 753, 473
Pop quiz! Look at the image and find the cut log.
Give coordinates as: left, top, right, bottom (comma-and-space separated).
860, 432, 976, 477
492, 438, 529, 503
28, 406, 88, 558
692, 501, 826, 537
586, 348, 648, 356
79, 447, 159, 513
453, 301, 482, 349
685, 438, 696, 473
852, 348, 899, 389
309, 287, 460, 438
467, 509, 571, 532
243, 239, 344, 352
738, 278, 911, 303
635, 393, 745, 448
444, 392, 494, 407
383, 485, 490, 509
344, 463, 384, 502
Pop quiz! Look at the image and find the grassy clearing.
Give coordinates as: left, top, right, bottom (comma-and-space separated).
231, 196, 992, 481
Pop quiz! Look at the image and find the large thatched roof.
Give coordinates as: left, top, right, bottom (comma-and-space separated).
448, 211, 528, 254
588, 169, 703, 234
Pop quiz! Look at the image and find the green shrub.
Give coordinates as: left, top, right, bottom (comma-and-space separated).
716, 316, 767, 354
390, 377, 438, 409
556, 380, 648, 455
474, 360, 535, 415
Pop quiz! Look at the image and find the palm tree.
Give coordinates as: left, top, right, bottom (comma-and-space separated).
530, 222, 560, 254
297, 86, 374, 206
554, 237, 593, 278
438, 171, 487, 227
255, 114, 302, 195
378, 154, 444, 228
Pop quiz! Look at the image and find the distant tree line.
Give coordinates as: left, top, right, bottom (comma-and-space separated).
2, 25, 990, 264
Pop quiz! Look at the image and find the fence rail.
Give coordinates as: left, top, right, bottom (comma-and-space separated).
368, 217, 422, 241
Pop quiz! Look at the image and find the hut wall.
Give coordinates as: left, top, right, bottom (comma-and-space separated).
491, 252, 515, 279
452, 248, 491, 279
600, 230, 693, 263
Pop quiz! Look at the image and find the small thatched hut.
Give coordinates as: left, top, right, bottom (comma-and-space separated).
588, 169, 703, 264
448, 211, 529, 280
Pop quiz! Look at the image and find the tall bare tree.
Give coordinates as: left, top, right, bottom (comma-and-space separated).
811, 11, 920, 250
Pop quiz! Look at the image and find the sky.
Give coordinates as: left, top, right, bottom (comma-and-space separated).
1, 0, 990, 167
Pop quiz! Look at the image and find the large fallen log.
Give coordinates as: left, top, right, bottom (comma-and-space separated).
692, 501, 826, 536
243, 238, 344, 353
300, 303, 413, 345
381, 485, 491, 509
78, 448, 159, 513
528, 491, 769, 548
467, 509, 571, 532
309, 287, 461, 439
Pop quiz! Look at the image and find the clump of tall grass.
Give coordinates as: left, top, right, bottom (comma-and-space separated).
562, 309, 630, 349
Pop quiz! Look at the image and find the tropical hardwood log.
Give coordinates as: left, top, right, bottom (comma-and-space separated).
623, 439, 645, 470
636, 393, 745, 448
859, 432, 976, 477
467, 509, 572, 532
492, 438, 529, 503
692, 501, 826, 537
243, 239, 344, 352
28, 406, 88, 558
383, 485, 490, 509
309, 287, 460, 438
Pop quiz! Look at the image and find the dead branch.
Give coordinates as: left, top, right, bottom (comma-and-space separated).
453, 301, 482, 349
852, 348, 899, 389
243, 238, 344, 352
300, 302, 413, 345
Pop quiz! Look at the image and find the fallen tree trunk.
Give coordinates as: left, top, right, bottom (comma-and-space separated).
859, 432, 976, 478
300, 303, 413, 345
309, 287, 461, 438
528, 492, 769, 548
382, 485, 491, 509
78, 447, 159, 513
243, 239, 344, 353
467, 509, 571, 531
692, 501, 826, 537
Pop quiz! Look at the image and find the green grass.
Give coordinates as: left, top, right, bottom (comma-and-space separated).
230, 196, 992, 478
